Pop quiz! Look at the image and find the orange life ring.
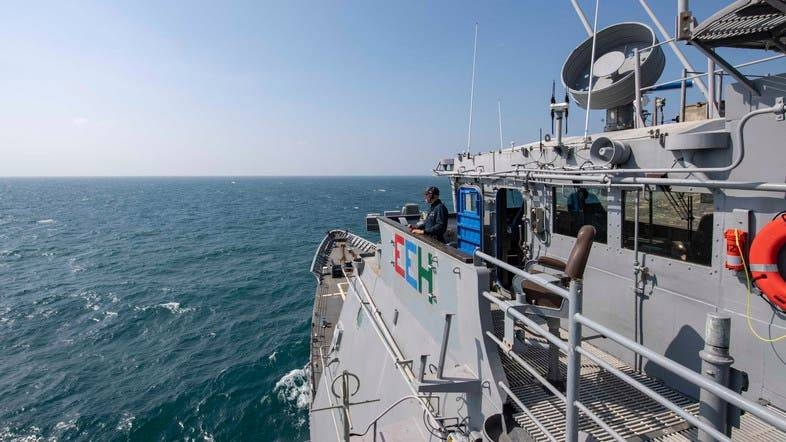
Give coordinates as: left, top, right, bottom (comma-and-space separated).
749, 214, 786, 311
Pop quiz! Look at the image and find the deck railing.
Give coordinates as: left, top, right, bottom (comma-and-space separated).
474, 249, 786, 442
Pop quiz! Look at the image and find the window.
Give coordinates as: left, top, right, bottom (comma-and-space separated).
464, 192, 477, 213
553, 186, 608, 243
622, 189, 713, 265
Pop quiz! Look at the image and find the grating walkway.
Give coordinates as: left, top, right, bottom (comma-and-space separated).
491, 308, 786, 441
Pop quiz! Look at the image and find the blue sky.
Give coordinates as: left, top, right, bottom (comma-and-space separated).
0, 1, 782, 176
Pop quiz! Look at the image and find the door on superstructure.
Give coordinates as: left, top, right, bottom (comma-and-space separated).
456, 186, 482, 254
496, 188, 526, 290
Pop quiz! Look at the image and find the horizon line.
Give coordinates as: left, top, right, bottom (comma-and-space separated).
0, 174, 439, 179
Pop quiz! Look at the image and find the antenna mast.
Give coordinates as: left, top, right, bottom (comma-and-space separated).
570, 0, 593, 36
466, 23, 478, 154
583, 0, 600, 142
497, 100, 503, 150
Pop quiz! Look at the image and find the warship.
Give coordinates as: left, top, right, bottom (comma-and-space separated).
307, 1, 786, 440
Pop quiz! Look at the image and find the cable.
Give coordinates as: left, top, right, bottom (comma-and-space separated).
422, 410, 447, 440
735, 230, 786, 342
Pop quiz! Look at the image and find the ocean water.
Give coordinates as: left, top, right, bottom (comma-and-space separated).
0, 176, 450, 441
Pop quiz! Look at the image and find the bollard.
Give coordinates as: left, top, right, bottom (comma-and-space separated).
698, 313, 734, 441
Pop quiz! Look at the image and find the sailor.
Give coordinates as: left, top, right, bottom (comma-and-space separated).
567, 186, 600, 214
409, 186, 448, 243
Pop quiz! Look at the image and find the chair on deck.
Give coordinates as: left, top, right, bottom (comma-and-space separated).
511, 225, 596, 391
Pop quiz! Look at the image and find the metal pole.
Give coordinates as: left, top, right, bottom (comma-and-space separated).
633, 189, 642, 372
570, 0, 594, 37
546, 318, 564, 389
498, 100, 504, 150
418, 355, 427, 383
463, 170, 786, 192
342, 372, 351, 441
708, 64, 715, 119
698, 314, 734, 441
634, 47, 644, 128
678, 0, 689, 13
565, 279, 583, 442
437, 314, 453, 379
638, 0, 709, 99
583, 0, 600, 142
652, 95, 658, 128
718, 72, 724, 117
466, 23, 478, 154
679, 68, 687, 122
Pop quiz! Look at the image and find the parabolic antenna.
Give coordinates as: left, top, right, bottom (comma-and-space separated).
561, 22, 666, 110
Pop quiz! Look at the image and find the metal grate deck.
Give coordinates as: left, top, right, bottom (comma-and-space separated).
690, 0, 786, 51
491, 308, 786, 441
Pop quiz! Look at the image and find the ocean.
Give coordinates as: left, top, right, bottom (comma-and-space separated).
0, 176, 450, 441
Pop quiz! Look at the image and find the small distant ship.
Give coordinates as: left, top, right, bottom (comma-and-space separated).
307, 1, 786, 440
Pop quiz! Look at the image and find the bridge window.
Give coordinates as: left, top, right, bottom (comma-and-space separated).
553, 186, 608, 243
622, 189, 714, 265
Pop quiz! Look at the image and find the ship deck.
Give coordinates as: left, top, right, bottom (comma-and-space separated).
310, 268, 346, 393
492, 308, 786, 441
309, 231, 376, 401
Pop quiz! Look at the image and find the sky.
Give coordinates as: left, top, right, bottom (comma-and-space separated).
0, 1, 783, 176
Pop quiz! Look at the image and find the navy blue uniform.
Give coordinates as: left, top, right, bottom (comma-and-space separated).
421, 199, 448, 243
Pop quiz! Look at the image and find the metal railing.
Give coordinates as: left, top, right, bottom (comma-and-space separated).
474, 249, 786, 442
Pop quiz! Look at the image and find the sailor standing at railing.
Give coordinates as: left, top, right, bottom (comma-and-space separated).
409, 186, 448, 243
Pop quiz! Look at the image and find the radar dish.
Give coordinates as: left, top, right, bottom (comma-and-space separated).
561, 22, 666, 110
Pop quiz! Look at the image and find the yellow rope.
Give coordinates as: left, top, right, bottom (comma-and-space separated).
735, 230, 786, 343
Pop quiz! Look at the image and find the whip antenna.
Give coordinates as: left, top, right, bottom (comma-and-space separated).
466, 23, 478, 154
497, 100, 503, 150
550, 80, 556, 135
564, 89, 570, 133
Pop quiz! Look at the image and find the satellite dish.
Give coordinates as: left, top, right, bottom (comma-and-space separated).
561, 22, 665, 110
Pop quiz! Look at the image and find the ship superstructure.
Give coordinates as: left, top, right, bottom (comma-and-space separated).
308, 1, 786, 440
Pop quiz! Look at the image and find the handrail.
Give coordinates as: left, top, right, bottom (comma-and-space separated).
497, 381, 559, 442
475, 250, 571, 300
342, 267, 446, 435
575, 345, 729, 442
473, 248, 786, 441
509, 104, 784, 176
640, 53, 786, 92
575, 313, 786, 433
483, 291, 568, 352
486, 331, 625, 442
